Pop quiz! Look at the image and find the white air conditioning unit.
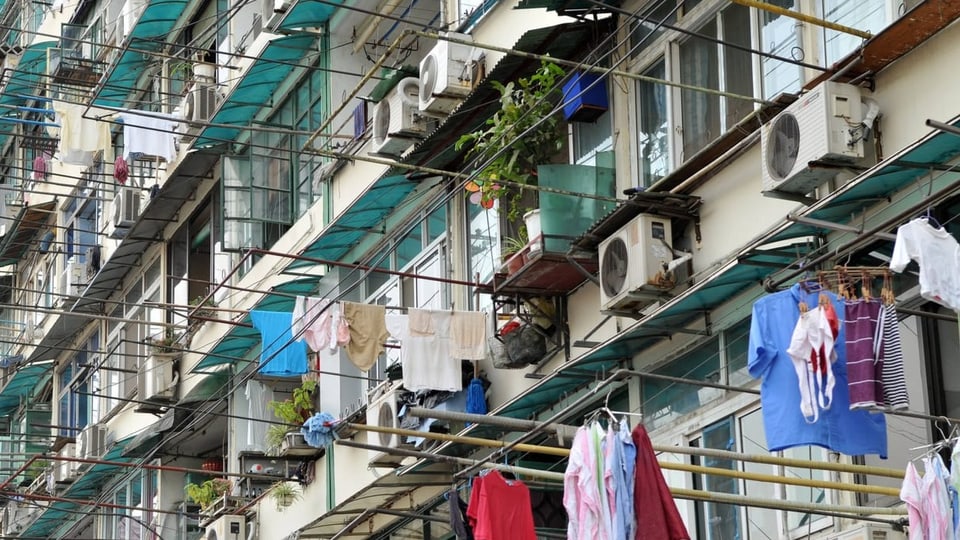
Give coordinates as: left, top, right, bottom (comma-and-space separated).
3, 502, 31, 536
205, 514, 245, 540
366, 383, 406, 466
61, 260, 89, 297
53, 443, 79, 484
369, 77, 425, 156
761, 80, 865, 195
827, 524, 906, 540
139, 353, 176, 402
418, 32, 475, 115
261, 0, 292, 29
0, 52, 21, 75
77, 423, 107, 459
598, 213, 677, 312
112, 186, 141, 230
180, 83, 219, 124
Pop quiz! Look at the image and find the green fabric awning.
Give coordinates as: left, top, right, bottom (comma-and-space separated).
193, 34, 317, 147
93, 0, 191, 108
22, 436, 135, 538
191, 277, 321, 373
274, 0, 342, 32
179, 366, 231, 402
0, 360, 53, 416
0, 201, 56, 268
0, 41, 57, 149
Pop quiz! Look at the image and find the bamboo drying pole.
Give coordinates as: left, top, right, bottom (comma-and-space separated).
348, 423, 901, 497
406, 407, 906, 480
336, 439, 907, 521
727, 0, 872, 39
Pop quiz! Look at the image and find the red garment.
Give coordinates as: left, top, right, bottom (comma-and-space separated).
809, 300, 840, 374
114, 155, 129, 184
466, 471, 537, 540
32, 155, 46, 180
632, 424, 690, 540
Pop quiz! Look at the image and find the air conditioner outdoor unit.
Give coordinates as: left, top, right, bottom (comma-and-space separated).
261, 0, 292, 29
761, 80, 865, 195
366, 383, 406, 466
418, 32, 475, 115
205, 514, 245, 540
139, 353, 176, 402
827, 524, 907, 540
180, 83, 219, 124
3, 502, 31, 536
112, 187, 141, 230
369, 77, 425, 156
61, 261, 89, 297
598, 213, 678, 312
53, 443, 78, 484
77, 423, 107, 459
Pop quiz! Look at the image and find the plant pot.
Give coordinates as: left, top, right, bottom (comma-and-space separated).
524, 209, 542, 253
193, 62, 215, 82
280, 431, 320, 457
503, 251, 526, 275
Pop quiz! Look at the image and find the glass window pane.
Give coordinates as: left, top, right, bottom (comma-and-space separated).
722, 4, 754, 128
468, 198, 499, 291
631, 1, 677, 54
680, 19, 721, 159
642, 338, 721, 430
694, 417, 742, 540
740, 409, 780, 538
784, 444, 830, 529
761, 0, 802, 98
822, 0, 887, 65
637, 60, 670, 186
725, 317, 752, 386
396, 224, 422, 270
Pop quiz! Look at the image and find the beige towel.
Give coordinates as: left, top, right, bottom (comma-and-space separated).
408, 307, 435, 337
450, 310, 487, 360
342, 302, 388, 371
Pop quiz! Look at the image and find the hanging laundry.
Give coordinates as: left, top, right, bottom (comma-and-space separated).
249, 310, 308, 376
632, 424, 689, 540
878, 303, 909, 409
845, 298, 884, 410
243, 380, 274, 450
564, 424, 607, 539
301, 411, 336, 448
890, 217, 960, 312
117, 111, 179, 162
31, 154, 45, 180
304, 298, 333, 352
604, 422, 635, 540
785, 304, 837, 423
749, 283, 888, 456
450, 310, 488, 360
53, 101, 112, 166
901, 454, 952, 540
114, 155, 129, 184
341, 302, 388, 371
465, 377, 488, 417
448, 487, 475, 540
388, 309, 462, 392
950, 441, 960, 539
466, 470, 537, 540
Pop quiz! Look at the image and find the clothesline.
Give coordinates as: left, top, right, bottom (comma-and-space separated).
344, 421, 902, 497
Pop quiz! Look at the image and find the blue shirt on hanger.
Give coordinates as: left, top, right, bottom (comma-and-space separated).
250, 310, 308, 376
749, 283, 888, 457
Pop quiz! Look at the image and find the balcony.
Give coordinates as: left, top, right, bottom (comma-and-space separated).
48, 48, 103, 87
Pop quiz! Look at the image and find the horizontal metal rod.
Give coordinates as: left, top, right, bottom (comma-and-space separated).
728, 0, 872, 39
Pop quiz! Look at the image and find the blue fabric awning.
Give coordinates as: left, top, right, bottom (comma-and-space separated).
193, 34, 317, 147
93, 0, 191, 108
0, 360, 53, 416
22, 436, 135, 538
191, 277, 320, 373
273, 0, 342, 32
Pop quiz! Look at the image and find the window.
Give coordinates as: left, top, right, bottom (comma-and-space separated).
57, 349, 90, 438
102, 467, 157, 540
690, 411, 831, 539
467, 197, 500, 294
636, 60, 670, 185
759, 0, 802, 98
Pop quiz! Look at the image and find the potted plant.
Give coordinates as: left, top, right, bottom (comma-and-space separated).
501, 226, 529, 274
456, 60, 567, 222
145, 329, 181, 356
266, 379, 317, 456
189, 295, 219, 322
269, 481, 301, 511
185, 478, 232, 512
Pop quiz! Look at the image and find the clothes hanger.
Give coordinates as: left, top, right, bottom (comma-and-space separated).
924, 208, 942, 229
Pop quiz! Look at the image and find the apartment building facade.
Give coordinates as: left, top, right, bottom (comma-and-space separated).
0, 0, 955, 538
